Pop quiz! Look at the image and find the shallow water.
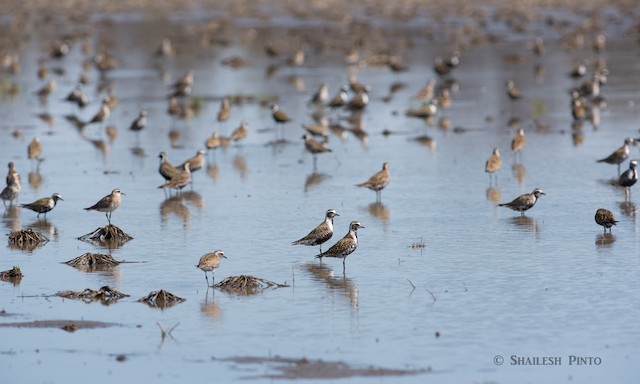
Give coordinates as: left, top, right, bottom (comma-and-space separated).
1, 5, 640, 383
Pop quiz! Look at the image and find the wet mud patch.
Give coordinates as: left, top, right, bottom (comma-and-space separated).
77, 225, 133, 248
138, 290, 185, 309
0, 266, 23, 285
63, 253, 124, 272
219, 356, 429, 379
56, 286, 129, 305
0, 320, 120, 332
7, 229, 48, 251
214, 275, 289, 295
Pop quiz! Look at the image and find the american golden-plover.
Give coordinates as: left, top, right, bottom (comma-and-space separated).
292, 209, 339, 254
485, 147, 502, 184
84, 188, 124, 225
21, 193, 63, 219
86, 97, 111, 127
229, 120, 248, 143
328, 85, 349, 108
302, 133, 331, 169
158, 151, 178, 181
316, 220, 365, 268
158, 163, 191, 193
506, 80, 522, 100
594, 208, 617, 233
129, 110, 147, 133
357, 162, 390, 202
597, 137, 635, 175
0, 183, 20, 208
619, 160, 638, 198
309, 83, 329, 105
196, 250, 226, 286
498, 188, 545, 216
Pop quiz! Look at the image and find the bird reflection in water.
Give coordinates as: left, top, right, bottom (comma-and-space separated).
200, 289, 223, 320
512, 164, 526, 184
508, 216, 540, 232
595, 233, 615, 247
304, 172, 329, 193
2, 205, 21, 232
207, 162, 220, 184
181, 191, 204, 211
28, 170, 43, 191
619, 200, 636, 218
160, 194, 191, 229
232, 155, 248, 180
366, 202, 389, 221
410, 135, 437, 152
26, 219, 58, 238
486, 187, 501, 202
304, 262, 358, 309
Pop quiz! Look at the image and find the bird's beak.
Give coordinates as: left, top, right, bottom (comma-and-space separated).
223, 255, 227, 259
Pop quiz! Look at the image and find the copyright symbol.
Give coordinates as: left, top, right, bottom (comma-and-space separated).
494, 355, 504, 365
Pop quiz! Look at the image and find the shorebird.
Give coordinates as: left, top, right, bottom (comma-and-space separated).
205, 132, 223, 152
170, 70, 194, 98
328, 85, 349, 108
485, 148, 502, 184
158, 163, 191, 193
216, 98, 231, 124
196, 250, 226, 286
316, 221, 365, 268
594, 208, 617, 233
65, 84, 88, 109
271, 104, 290, 139
302, 117, 329, 139
84, 188, 124, 225
86, 97, 111, 127
129, 110, 147, 133
619, 160, 638, 198
229, 120, 248, 144
511, 128, 526, 161
597, 137, 635, 176
158, 151, 179, 181
36, 79, 56, 97
357, 162, 390, 202
302, 134, 331, 169
293, 209, 339, 254
6, 162, 20, 187
20, 193, 63, 219
179, 150, 206, 177
498, 188, 545, 216
346, 87, 370, 111
0, 183, 20, 208
506, 80, 522, 100
309, 83, 329, 105
28, 137, 42, 163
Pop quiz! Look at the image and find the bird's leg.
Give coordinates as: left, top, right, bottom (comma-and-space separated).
205, 272, 209, 286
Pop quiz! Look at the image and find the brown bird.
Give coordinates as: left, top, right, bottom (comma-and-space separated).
506, 80, 522, 100
594, 208, 617, 233
20, 193, 63, 219
302, 117, 329, 139
302, 134, 331, 169
84, 188, 124, 225
0, 183, 20, 208
309, 83, 329, 105
196, 249, 226, 286
357, 162, 390, 202
158, 163, 191, 193
292, 209, 339, 255
6, 162, 21, 186
511, 128, 526, 161
179, 150, 206, 174
158, 151, 178, 181
229, 120, 248, 143
485, 147, 502, 184
498, 188, 545, 216
271, 104, 290, 125
87, 97, 111, 126
28, 137, 42, 162
216, 98, 231, 123
316, 220, 365, 269
36, 79, 56, 97
129, 110, 147, 133
346, 87, 370, 111
328, 85, 349, 108
597, 137, 635, 176
205, 132, 223, 151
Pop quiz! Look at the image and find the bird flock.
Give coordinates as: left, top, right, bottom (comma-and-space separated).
1, 3, 640, 292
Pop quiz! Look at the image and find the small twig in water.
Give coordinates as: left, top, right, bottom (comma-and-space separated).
157, 321, 179, 341
407, 279, 416, 294
425, 287, 437, 303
